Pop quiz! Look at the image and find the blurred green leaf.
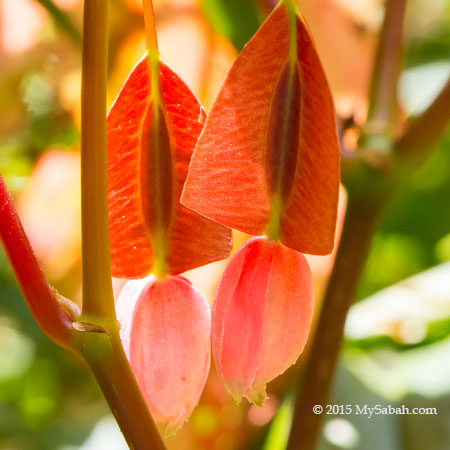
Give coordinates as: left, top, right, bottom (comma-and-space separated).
20, 359, 60, 429
200, 0, 263, 51
346, 317, 450, 352
435, 233, 450, 262
35, 0, 82, 49
345, 337, 450, 400
0, 320, 35, 383
359, 233, 426, 299
358, 131, 450, 299
263, 396, 293, 450
349, 261, 450, 354
406, 28, 450, 68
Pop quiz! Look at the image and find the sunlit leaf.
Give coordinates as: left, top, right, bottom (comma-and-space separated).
263, 396, 293, 450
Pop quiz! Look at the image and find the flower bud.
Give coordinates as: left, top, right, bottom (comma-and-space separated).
212, 237, 313, 405
116, 275, 211, 435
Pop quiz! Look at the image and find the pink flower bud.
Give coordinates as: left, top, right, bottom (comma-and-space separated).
212, 237, 313, 405
116, 275, 211, 435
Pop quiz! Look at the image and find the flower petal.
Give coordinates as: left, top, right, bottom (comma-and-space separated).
212, 237, 313, 405
251, 240, 313, 402
212, 237, 272, 403
116, 275, 211, 434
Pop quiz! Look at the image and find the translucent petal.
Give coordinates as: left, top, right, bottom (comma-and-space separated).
212, 237, 313, 405
116, 275, 211, 433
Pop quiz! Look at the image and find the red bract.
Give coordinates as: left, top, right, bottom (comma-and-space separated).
116, 275, 211, 435
107, 56, 232, 278
182, 3, 340, 255
212, 237, 314, 405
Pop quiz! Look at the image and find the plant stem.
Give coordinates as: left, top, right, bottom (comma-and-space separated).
286, 1, 407, 448
142, 0, 159, 54
285, 48, 449, 450
366, 0, 407, 137
283, 0, 298, 66
0, 176, 74, 348
141, 0, 171, 278
77, 328, 167, 450
79, 3, 166, 448
80, 0, 115, 320
395, 77, 450, 166
141, 0, 162, 107
286, 196, 385, 450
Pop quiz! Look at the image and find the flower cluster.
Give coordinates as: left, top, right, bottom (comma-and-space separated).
108, 1, 339, 434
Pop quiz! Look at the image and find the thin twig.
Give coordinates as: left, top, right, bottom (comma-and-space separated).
366, 0, 408, 136
395, 78, 450, 166
286, 1, 408, 448
286, 197, 386, 450
78, 2, 166, 448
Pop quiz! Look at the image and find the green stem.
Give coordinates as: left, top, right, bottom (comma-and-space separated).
141, 0, 171, 278
80, 0, 115, 320
142, 0, 161, 104
79, 2, 166, 448
283, 0, 298, 66
264, 0, 298, 241
76, 328, 166, 450
365, 0, 408, 141
142, 0, 159, 53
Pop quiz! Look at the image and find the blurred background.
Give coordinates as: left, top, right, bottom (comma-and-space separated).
0, 0, 449, 448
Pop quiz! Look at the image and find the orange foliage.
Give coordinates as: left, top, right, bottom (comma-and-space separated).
182, 4, 340, 255
107, 57, 231, 278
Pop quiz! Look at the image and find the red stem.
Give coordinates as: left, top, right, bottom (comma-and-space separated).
0, 176, 73, 348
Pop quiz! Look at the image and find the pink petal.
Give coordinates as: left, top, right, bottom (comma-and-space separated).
116, 275, 211, 434
212, 237, 313, 405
